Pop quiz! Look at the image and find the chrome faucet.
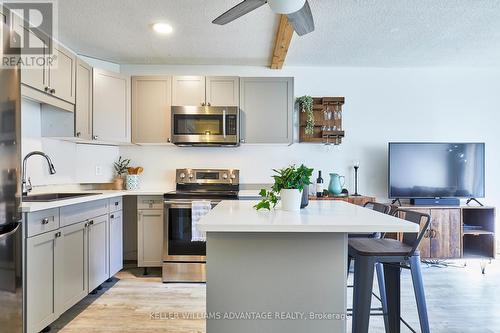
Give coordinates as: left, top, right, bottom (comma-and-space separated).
22, 151, 57, 196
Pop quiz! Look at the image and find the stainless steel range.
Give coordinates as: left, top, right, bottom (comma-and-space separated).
163, 168, 239, 282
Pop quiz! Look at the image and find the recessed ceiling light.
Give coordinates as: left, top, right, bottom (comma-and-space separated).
152, 22, 173, 34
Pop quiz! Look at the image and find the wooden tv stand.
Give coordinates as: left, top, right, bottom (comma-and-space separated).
400, 205, 496, 261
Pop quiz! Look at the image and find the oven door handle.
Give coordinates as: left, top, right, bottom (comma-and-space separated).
223, 109, 226, 139
164, 200, 221, 208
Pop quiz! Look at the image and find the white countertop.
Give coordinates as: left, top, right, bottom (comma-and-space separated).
20, 189, 172, 212
198, 200, 420, 233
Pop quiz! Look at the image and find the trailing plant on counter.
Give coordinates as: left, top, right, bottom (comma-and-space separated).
114, 156, 131, 177
254, 164, 314, 210
296, 95, 314, 135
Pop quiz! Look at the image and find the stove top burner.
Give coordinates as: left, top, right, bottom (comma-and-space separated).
165, 168, 240, 200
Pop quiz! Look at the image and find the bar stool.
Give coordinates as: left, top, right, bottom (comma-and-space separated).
347, 202, 392, 330
349, 209, 431, 333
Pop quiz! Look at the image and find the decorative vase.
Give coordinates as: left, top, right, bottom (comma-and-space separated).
125, 175, 140, 190
328, 173, 345, 195
112, 177, 124, 190
280, 189, 303, 211
300, 186, 309, 208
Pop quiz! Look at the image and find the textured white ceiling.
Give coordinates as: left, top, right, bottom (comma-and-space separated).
57, 0, 500, 67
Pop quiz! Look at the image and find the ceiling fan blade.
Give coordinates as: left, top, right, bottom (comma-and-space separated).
286, 0, 314, 36
213, 0, 268, 25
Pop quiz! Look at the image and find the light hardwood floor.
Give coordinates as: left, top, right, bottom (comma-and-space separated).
51, 260, 500, 333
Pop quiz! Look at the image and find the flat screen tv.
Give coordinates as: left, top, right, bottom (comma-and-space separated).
388, 143, 485, 199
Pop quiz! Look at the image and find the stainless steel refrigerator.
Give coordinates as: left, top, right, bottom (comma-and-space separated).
0, 21, 23, 333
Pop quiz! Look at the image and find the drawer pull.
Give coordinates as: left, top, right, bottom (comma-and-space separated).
55, 231, 61, 238
41, 218, 50, 225
114, 201, 119, 206
110, 214, 115, 218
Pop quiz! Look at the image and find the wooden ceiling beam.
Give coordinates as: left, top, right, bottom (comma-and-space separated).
270, 14, 294, 69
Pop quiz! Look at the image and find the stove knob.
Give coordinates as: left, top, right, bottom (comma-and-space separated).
179, 172, 186, 179
230, 173, 236, 179
188, 173, 194, 179
222, 173, 228, 179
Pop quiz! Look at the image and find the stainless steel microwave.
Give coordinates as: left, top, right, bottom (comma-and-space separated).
171, 106, 239, 146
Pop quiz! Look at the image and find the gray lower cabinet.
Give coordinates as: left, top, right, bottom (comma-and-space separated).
56, 221, 88, 315
137, 209, 163, 267
239, 77, 294, 144
109, 210, 123, 277
26, 198, 123, 333
88, 214, 109, 292
26, 231, 58, 333
137, 196, 164, 267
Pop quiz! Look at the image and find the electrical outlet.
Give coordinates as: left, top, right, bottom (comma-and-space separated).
95, 165, 103, 176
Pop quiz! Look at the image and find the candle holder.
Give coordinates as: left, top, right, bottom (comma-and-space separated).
353, 162, 361, 196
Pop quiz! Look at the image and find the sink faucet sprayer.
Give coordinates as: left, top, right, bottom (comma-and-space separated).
22, 151, 56, 196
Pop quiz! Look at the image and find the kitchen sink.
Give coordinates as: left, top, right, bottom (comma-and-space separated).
22, 193, 101, 202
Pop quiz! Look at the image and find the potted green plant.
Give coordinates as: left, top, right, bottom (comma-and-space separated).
255, 164, 313, 211
296, 95, 314, 135
113, 156, 130, 190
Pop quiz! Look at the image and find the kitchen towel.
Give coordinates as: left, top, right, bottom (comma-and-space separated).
191, 200, 212, 242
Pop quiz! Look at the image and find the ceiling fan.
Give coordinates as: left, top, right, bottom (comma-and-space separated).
213, 0, 315, 36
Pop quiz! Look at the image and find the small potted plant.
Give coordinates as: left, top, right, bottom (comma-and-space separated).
296, 95, 314, 135
113, 156, 130, 190
255, 164, 313, 212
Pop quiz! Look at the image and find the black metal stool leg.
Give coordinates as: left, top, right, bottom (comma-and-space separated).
409, 255, 430, 333
352, 256, 375, 333
375, 262, 389, 332
383, 262, 401, 333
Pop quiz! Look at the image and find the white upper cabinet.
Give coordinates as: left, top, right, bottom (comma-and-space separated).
132, 76, 172, 144
18, 27, 76, 107
172, 76, 206, 106
172, 76, 239, 107
239, 77, 294, 144
49, 42, 76, 104
75, 58, 93, 140
93, 68, 131, 143
206, 76, 239, 106
20, 29, 49, 93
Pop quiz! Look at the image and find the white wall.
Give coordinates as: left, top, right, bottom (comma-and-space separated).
21, 98, 119, 186
120, 65, 500, 208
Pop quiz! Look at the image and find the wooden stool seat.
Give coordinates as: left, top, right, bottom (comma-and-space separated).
349, 238, 414, 257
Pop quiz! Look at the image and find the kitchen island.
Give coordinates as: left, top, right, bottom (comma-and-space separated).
198, 200, 419, 333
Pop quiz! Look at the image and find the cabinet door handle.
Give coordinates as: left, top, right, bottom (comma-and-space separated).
201, 102, 205, 106
240, 138, 246, 143
110, 214, 115, 218
432, 229, 437, 238
207, 102, 211, 106
92, 135, 99, 140
44, 86, 50, 92
114, 201, 119, 206
167, 138, 171, 143
55, 231, 61, 238
41, 218, 50, 225
89, 220, 94, 225
50, 88, 56, 94
76, 132, 81, 137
